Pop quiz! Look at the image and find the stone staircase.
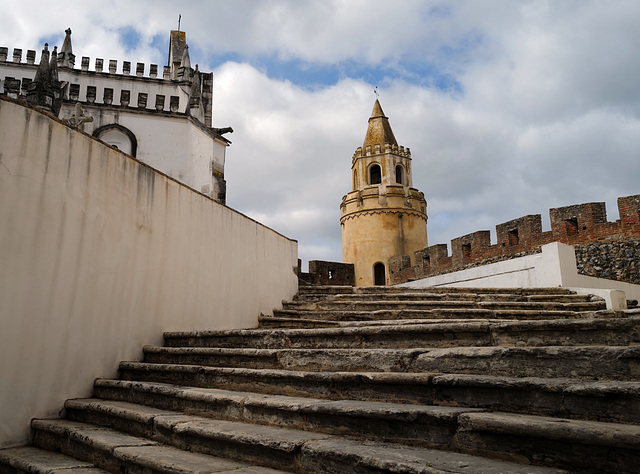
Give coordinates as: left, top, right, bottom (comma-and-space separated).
2, 286, 640, 473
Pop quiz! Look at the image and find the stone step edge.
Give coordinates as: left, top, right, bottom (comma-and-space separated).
60, 397, 640, 469
143, 341, 640, 360
28, 418, 563, 474
257, 316, 633, 329
267, 309, 620, 322
0, 445, 108, 473
164, 316, 637, 340
93, 377, 640, 424
104, 369, 640, 425
272, 308, 615, 317
296, 286, 579, 295
29, 419, 288, 473
123, 345, 640, 381
325, 293, 599, 302
65, 397, 479, 449
284, 301, 605, 310
455, 412, 640, 472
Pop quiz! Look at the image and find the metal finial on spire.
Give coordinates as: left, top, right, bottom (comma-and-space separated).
374, 87, 379, 99
178, 14, 182, 31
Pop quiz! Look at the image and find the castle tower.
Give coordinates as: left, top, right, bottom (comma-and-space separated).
340, 99, 428, 286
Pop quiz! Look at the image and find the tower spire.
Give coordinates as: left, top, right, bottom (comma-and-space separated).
363, 99, 397, 150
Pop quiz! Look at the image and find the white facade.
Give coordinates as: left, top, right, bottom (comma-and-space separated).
0, 29, 231, 202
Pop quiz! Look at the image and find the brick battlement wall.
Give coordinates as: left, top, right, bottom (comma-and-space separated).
298, 260, 355, 286
390, 194, 640, 285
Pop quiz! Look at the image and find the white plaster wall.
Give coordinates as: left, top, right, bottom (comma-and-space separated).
0, 61, 224, 199
399, 254, 541, 289
80, 110, 226, 198
0, 98, 298, 447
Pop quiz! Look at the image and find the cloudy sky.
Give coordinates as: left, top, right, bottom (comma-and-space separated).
2, 0, 639, 268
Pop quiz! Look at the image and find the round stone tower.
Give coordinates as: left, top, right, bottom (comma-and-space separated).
340, 99, 428, 286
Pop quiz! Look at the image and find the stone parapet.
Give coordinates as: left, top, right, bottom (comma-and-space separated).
298, 260, 355, 286
390, 194, 640, 284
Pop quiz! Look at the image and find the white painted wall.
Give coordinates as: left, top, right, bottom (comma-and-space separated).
0, 56, 227, 201
399, 242, 640, 311
0, 98, 298, 447
88, 111, 227, 197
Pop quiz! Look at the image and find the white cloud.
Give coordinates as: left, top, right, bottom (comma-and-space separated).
2, 0, 639, 267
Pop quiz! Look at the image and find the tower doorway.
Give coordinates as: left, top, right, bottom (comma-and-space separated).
373, 263, 386, 286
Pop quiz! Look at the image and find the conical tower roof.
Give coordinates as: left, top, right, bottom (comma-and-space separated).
363, 99, 397, 150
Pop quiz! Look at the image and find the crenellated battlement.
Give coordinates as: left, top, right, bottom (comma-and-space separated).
1, 46, 186, 81
390, 194, 640, 284
352, 143, 411, 161
0, 35, 214, 122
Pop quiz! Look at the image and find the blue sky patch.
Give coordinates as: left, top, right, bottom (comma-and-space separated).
207, 52, 463, 94
118, 26, 141, 52
36, 33, 64, 52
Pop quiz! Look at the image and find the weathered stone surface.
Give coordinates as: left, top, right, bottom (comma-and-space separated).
0, 445, 107, 473
300, 438, 565, 474
456, 412, 640, 472
413, 345, 640, 379
29, 419, 288, 473
160, 316, 635, 352
575, 238, 640, 284
8, 285, 640, 473
114, 444, 286, 473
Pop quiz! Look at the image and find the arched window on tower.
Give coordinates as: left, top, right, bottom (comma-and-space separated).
395, 165, 404, 184
353, 169, 358, 190
369, 164, 381, 185
373, 262, 386, 286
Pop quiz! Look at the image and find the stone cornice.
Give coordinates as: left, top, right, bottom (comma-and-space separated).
340, 207, 428, 223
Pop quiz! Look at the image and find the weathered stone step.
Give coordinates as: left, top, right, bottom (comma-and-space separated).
115, 351, 638, 412
259, 317, 510, 330
327, 292, 599, 304
164, 317, 640, 349
0, 445, 109, 473
270, 307, 617, 322
283, 299, 606, 312
65, 397, 480, 450
141, 344, 640, 380
25, 417, 564, 474
296, 286, 578, 298
61, 392, 637, 472
455, 412, 640, 473
93, 377, 640, 426
123, 345, 640, 381
30, 419, 286, 473
296, 437, 565, 473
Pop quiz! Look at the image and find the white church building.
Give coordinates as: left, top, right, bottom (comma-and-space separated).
0, 28, 232, 203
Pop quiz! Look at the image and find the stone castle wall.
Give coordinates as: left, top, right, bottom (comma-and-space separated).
390, 195, 640, 285
575, 238, 640, 284
298, 260, 355, 286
